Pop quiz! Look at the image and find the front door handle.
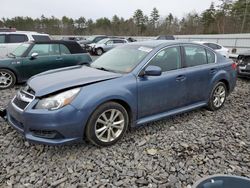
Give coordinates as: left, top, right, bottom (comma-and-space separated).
176, 75, 186, 82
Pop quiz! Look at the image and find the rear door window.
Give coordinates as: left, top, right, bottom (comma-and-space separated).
32, 35, 51, 42
0, 35, 5, 43
206, 50, 215, 64
184, 46, 207, 67
49, 44, 60, 55
9, 34, 28, 43
60, 44, 71, 54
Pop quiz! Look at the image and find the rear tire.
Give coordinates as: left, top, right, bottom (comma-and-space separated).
207, 82, 227, 111
0, 69, 16, 90
85, 102, 129, 147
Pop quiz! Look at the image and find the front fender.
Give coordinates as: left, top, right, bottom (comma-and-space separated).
71, 76, 137, 125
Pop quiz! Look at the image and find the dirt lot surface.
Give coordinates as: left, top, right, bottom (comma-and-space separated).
0, 78, 249, 187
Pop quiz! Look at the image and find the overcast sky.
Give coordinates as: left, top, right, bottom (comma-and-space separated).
1, 0, 220, 20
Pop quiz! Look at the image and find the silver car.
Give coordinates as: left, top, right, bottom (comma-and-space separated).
88, 38, 129, 55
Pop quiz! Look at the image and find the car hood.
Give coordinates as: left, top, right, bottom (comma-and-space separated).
27, 66, 122, 97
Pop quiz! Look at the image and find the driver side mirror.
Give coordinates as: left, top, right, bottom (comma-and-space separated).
139, 65, 162, 77
30, 52, 38, 60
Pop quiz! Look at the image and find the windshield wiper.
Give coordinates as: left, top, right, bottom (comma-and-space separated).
94, 66, 111, 72
7, 53, 16, 58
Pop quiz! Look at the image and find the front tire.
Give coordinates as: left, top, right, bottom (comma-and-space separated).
96, 48, 103, 56
85, 102, 129, 147
207, 82, 227, 111
0, 69, 16, 90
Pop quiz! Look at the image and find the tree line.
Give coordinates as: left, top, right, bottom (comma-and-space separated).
0, 0, 249, 36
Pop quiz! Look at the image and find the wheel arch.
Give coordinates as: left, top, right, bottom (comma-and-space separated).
218, 79, 230, 94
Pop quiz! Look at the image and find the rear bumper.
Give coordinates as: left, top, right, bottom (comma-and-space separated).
238, 69, 250, 78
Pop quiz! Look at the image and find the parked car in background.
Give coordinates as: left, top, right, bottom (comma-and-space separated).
0, 40, 92, 89
236, 51, 250, 78
88, 38, 129, 55
2, 41, 237, 146
61, 36, 86, 41
0, 31, 51, 58
194, 41, 229, 58
156, 35, 175, 40
78, 35, 108, 49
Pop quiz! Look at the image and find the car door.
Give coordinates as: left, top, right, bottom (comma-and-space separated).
182, 45, 216, 105
21, 43, 62, 79
137, 46, 187, 119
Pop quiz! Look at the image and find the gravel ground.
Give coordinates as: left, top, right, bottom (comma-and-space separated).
0, 78, 249, 188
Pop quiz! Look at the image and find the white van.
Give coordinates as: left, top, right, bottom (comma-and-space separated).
0, 31, 51, 58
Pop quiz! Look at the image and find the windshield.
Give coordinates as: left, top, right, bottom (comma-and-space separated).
91, 46, 150, 73
12, 43, 31, 57
97, 38, 109, 44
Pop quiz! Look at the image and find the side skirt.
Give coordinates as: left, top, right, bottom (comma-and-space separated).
136, 102, 207, 126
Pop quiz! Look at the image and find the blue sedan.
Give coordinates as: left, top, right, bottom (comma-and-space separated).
2, 41, 237, 146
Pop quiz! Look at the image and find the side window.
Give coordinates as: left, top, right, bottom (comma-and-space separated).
184, 46, 207, 67
9, 34, 28, 43
0, 35, 5, 43
148, 47, 181, 72
60, 44, 71, 54
32, 35, 51, 42
114, 40, 125, 44
49, 44, 60, 55
205, 43, 221, 50
206, 50, 215, 64
28, 44, 50, 56
106, 40, 113, 45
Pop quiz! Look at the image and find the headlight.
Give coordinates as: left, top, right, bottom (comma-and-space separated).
35, 88, 81, 110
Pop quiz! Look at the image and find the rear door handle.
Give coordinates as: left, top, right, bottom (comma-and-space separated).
210, 68, 217, 74
176, 75, 186, 82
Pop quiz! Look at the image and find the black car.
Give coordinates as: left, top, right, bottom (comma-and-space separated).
237, 51, 250, 78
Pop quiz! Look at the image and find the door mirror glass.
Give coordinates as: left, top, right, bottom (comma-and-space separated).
141, 65, 162, 77
30, 52, 38, 59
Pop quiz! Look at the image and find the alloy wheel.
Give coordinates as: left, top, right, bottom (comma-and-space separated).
0, 71, 13, 89
95, 109, 125, 143
213, 85, 226, 108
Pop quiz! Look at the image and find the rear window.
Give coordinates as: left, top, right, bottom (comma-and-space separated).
0, 35, 5, 43
32, 35, 51, 42
9, 34, 28, 43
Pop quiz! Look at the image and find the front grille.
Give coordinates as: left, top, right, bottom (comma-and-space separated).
13, 97, 29, 110
12, 88, 35, 110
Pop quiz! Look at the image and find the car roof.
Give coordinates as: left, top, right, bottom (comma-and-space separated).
0, 31, 49, 35
28, 40, 86, 54
128, 40, 181, 48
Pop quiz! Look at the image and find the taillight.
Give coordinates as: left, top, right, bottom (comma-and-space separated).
232, 62, 237, 70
